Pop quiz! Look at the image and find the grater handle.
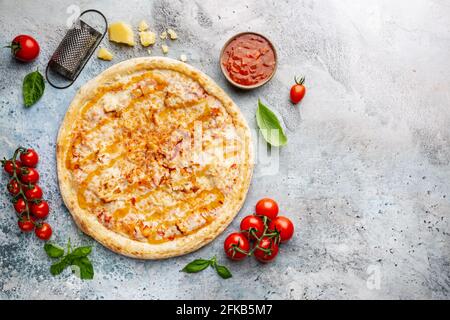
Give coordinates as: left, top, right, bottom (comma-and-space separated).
46, 9, 108, 89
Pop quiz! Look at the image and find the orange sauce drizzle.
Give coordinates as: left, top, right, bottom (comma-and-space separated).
66, 70, 226, 243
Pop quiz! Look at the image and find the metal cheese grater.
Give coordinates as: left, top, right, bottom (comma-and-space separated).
46, 9, 107, 89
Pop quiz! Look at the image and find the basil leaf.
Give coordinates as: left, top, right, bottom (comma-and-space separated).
23, 70, 45, 107
69, 246, 92, 258
44, 243, 65, 258
182, 259, 211, 273
215, 264, 232, 279
71, 257, 94, 280
256, 99, 287, 147
50, 257, 70, 276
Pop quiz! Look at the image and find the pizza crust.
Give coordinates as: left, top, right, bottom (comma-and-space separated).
57, 57, 253, 259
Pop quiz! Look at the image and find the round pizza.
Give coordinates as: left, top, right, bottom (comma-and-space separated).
57, 57, 253, 259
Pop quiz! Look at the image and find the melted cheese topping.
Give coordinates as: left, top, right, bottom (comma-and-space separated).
65, 69, 242, 243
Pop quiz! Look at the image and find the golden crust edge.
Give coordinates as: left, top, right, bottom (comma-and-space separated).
56, 57, 254, 259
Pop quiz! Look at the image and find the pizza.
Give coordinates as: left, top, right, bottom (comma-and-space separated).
57, 57, 253, 259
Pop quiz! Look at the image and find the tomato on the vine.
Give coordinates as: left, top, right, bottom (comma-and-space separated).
19, 167, 39, 184
24, 184, 43, 200
7, 179, 21, 195
240, 215, 265, 240
35, 222, 52, 240
2, 159, 21, 175
18, 216, 35, 232
269, 216, 294, 243
255, 198, 279, 220
14, 198, 27, 214
254, 236, 279, 263
224, 232, 250, 261
8, 35, 40, 62
30, 200, 49, 219
19, 149, 39, 167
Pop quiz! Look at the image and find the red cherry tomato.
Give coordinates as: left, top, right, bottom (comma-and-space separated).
255, 198, 279, 220
224, 232, 250, 261
269, 216, 294, 243
7, 179, 21, 195
290, 76, 306, 104
19, 149, 39, 167
254, 236, 279, 263
240, 215, 265, 240
14, 197, 27, 214
8, 35, 40, 62
2, 159, 21, 175
24, 184, 43, 200
18, 216, 35, 232
35, 222, 52, 240
30, 200, 49, 219
19, 167, 39, 184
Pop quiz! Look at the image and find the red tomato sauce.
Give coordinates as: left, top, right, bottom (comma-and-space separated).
221, 33, 276, 86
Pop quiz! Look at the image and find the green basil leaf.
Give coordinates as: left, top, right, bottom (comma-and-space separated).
256, 99, 287, 147
215, 264, 232, 279
50, 257, 70, 276
23, 70, 45, 107
181, 259, 211, 273
71, 257, 94, 280
44, 243, 65, 258
69, 246, 92, 258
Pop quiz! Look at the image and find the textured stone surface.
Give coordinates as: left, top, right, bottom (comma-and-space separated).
0, 0, 449, 299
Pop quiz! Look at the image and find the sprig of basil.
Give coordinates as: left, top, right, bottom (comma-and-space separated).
256, 99, 288, 147
45, 240, 94, 280
23, 70, 45, 107
181, 256, 232, 279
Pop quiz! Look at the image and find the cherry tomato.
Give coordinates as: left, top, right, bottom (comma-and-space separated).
14, 197, 28, 214
269, 216, 294, 243
255, 198, 279, 220
8, 35, 40, 62
7, 179, 21, 195
35, 222, 52, 240
290, 76, 306, 104
19, 167, 39, 184
254, 236, 279, 263
224, 232, 250, 261
2, 159, 21, 175
19, 148, 39, 167
30, 200, 49, 219
24, 184, 43, 200
240, 215, 265, 240
18, 216, 35, 232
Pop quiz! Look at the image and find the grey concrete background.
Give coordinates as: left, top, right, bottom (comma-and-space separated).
0, 0, 449, 299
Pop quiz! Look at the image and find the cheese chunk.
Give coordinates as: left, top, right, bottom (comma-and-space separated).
179, 54, 187, 62
138, 20, 149, 32
167, 29, 178, 40
139, 31, 156, 47
160, 31, 167, 40
97, 47, 113, 61
108, 22, 135, 46
161, 44, 169, 54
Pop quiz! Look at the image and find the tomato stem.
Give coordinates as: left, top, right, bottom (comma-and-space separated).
294, 75, 305, 85
7, 42, 21, 55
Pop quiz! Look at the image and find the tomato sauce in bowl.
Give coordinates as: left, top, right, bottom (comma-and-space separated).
220, 32, 277, 89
